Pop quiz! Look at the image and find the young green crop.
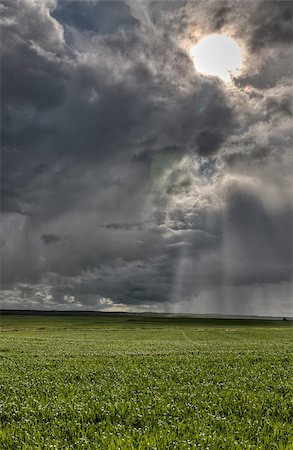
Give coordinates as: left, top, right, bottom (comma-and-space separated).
0, 316, 292, 449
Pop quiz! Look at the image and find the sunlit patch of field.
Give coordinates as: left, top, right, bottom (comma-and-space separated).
0, 315, 292, 449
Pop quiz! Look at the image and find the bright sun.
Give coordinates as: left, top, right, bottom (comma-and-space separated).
191, 34, 242, 82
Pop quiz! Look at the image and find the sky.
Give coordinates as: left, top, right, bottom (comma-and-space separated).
1, 0, 293, 316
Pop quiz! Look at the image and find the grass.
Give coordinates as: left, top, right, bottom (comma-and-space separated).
0, 314, 292, 449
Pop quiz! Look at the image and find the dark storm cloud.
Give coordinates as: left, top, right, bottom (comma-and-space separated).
208, 0, 293, 52
249, 1, 293, 51
197, 130, 225, 157
52, 0, 138, 35
223, 180, 293, 285
1, 0, 70, 215
212, 4, 232, 31
1, 0, 68, 110
41, 234, 69, 245
1, 0, 292, 315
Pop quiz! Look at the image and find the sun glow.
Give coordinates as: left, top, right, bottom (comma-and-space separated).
191, 34, 242, 82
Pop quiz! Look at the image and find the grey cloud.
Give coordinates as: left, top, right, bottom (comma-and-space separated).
223, 180, 293, 285
0, 213, 41, 288
1, 0, 70, 216
102, 220, 156, 231
1, 0, 292, 316
208, 0, 293, 53
264, 96, 292, 118
212, 4, 232, 31
197, 130, 225, 157
249, 1, 293, 52
52, 0, 138, 35
1, 0, 67, 110
41, 234, 69, 245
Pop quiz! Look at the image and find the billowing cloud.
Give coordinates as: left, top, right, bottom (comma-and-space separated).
1, 0, 292, 315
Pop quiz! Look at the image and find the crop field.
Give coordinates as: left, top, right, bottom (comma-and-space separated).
0, 314, 292, 449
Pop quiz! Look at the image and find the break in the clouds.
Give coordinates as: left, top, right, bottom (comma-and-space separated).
1, 0, 292, 316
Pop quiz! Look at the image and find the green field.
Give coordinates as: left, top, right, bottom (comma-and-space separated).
0, 314, 292, 449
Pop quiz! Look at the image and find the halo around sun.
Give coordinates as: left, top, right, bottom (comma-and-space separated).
191, 34, 242, 82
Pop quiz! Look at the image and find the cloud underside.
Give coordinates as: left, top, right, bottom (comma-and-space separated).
1, 0, 292, 315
